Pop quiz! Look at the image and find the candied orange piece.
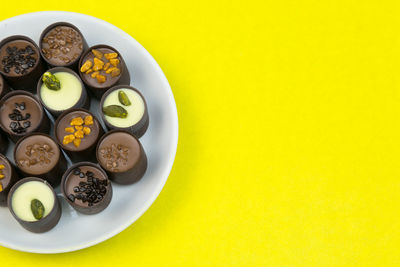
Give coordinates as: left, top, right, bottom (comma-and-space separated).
92, 49, 103, 59
65, 127, 75, 133
106, 67, 116, 74
0, 174, 4, 179
80, 60, 92, 72
96, 74, 106, 83
0, 183, 2, 192
111, 68, 121, 77
63, 134, 75, 145
73, 138, 81, 148
91, 71, 99, 78
103, 62, 110, 71
70, 117, 84, 126
75, 125, 83, 131
0, 164, 5, 170
74, 130, 84, 139
92, 58, 104, 71
109, 58, 120, 67
85, 69, 93, 74
104, 53, 118, 60
84, 115, 93, 125
83, 127, 91, 135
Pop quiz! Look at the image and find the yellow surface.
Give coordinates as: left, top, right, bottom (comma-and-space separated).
1, 1, 400, 266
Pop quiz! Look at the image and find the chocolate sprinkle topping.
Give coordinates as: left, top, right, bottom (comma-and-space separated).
2, 45, 36, 75
68, 169, 108, 206
8, 102, 31, 134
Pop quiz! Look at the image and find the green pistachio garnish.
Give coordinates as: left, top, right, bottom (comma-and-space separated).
118, 91, 131, 106
42, 72, 61, 91
103, 105, 128, 118
31, 199, 45, 220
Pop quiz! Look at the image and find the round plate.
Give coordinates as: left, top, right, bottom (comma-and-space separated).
0, 11, 178, 253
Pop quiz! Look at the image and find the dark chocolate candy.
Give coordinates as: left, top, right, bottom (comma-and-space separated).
7, 177, 61, 233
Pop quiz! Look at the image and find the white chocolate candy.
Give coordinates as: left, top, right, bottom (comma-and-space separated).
103, 88, 145, 128
40, 72, 82, 111
11, 181, 54, 222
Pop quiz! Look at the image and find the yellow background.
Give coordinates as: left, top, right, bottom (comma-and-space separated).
1, 0, 400, 266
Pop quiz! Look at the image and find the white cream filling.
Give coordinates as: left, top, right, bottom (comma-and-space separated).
103, 88, 145, 128
40, 72, 82, 111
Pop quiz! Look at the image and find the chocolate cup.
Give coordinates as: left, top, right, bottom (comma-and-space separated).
37, 67, 90, 117
0, 131, 9, 155
54, 108, 104, 162
14, 133, 67, 187
100, 85, 149, 138
0, 90, 50, 142
0, 153, 19, 206
78, 44, 130, 99
0, 73, 11, 100
96, 130, 148, 185
7, 177, 61, 233
0, 35, 46, 92
39, 22, 88, 72
61, 162, 112, 215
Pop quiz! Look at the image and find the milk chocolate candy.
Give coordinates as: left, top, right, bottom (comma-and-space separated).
96, 130, 147, 185
0, 90, 50, 142
0, 35, 46, 92
78, 44, 130, 99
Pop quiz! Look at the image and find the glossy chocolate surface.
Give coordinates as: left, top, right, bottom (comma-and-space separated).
41, 26, 83, 66
0, 94, 43, 136
64, 165, 108, 207
62, 162, 112, 214
96, 130, 147, 185
14, 134, 60, 175
80, 47, 122, 88
55, 110, 101, 151
97, 131, 139, 172
0, 39, 39, 77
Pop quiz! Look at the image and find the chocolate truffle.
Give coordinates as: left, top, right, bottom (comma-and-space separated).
37, 67, 90, 117
0, 153, 19, 206
79, 45, 130, 98
54, 109, 103, 162
7, 177, 61, 233
100, 85, 149, 138
40, 22, 88, 71
0, 35, 46, 91
61, 162, 112, 214
0, 90, 50, 142
96, 130, 147, 184
14, 133, 67, 187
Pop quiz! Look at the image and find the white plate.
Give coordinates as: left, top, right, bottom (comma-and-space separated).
0, 11, 178, 253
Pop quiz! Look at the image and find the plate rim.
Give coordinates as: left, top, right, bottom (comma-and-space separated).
0, 11, 179, 254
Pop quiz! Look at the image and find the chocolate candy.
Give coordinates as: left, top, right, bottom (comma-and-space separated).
0, 90, 50, 142
54, 108, 104, 162
0, 35, 46, 92
62, 162, 112, 215
39, 22, 88, 71
37, 67, 90, 117
14, 133, 67, 187
79, 45, 130, 98
8, 177, 61, 233
96, 130, 147, 184
100, 85, 149, 138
